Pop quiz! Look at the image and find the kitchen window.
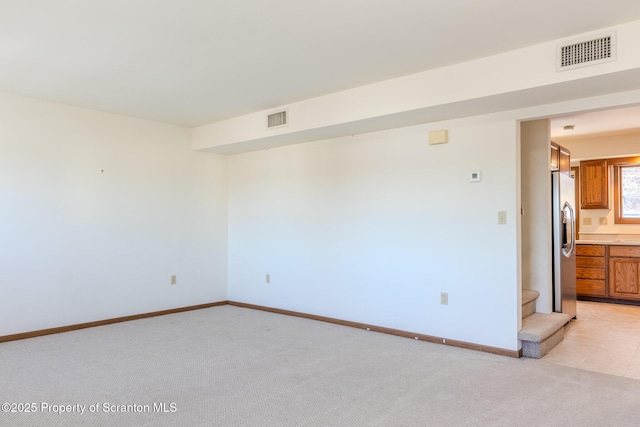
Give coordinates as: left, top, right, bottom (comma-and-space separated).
614, 158, 640, 224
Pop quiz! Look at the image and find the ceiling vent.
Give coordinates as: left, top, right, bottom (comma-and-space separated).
267, 110, 287, 129
557, 32, 616, 71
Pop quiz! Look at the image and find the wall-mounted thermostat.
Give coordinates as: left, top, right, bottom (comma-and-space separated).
470, 171, 482, 182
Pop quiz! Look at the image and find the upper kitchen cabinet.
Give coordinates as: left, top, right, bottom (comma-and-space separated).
559, 145, 571, 175
550, 142, 559, 171
580, 159, 609, 209
550, 141, 571, 175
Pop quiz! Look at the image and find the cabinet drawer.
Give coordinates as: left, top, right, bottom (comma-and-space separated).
609, 246, 640, 258
576, 256, 605, 268
577, 279, 606, 297
576, 245, 605, 257
577, 267, 605, 280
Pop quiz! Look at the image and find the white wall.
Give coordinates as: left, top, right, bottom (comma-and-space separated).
228, 117, 520, 350
561, 130, 640, 161
224, 90, 640, 352
0, 93, 228, 336
520, 120, 553, 313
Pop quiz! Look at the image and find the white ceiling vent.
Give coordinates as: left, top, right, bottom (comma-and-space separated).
556, 32, 616, 71
267, 110, 287, 129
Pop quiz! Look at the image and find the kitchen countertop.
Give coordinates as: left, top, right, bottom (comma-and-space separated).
576, 240, 640, 245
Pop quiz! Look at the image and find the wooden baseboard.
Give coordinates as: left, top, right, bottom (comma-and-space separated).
228, 301, 521, 358
2, 300, 520, 358
0, 301, 228, 343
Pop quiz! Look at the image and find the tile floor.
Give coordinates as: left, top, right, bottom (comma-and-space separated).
543, 300, 640, 379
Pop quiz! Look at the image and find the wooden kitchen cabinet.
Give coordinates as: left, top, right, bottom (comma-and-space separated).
559, 146, 571, 176
609, 246, 640, 300
576, 244, 606, 297
580, 159, 609, 209
550, 142, 571, 175
550, 142, 559, 171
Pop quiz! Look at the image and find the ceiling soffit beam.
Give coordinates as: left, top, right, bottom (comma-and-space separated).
193, 21, 640, 155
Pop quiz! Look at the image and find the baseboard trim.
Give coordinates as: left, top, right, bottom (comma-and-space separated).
2, 300, 520, 358
0, 301, 228, 344
228, 301, 520, 358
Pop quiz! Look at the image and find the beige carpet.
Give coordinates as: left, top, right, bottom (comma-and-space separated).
1, 305, 638, 426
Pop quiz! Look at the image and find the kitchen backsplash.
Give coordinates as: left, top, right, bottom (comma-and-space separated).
578, 233, 640, 242
579, 208, 640, 236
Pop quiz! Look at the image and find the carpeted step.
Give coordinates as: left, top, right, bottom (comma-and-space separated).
518, 312, 570, 359
522, 290, 539, 319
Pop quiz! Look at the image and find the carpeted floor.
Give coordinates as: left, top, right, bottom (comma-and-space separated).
1, 305, 638, 426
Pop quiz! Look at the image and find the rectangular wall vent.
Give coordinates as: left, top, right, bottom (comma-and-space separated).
557, 32, 616, 71
267, 110, 287, 129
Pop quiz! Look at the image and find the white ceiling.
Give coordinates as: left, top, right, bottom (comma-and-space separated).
550, 105, 640, 139
2, 0, 640, 127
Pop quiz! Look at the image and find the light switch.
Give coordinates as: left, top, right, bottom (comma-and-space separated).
498, 211, 507, 224
440, 292, 448, 305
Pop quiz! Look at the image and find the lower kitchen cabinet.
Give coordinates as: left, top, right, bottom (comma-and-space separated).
576, 245, 606, 297
609, 246, 640, 300
578, 244, 640, 302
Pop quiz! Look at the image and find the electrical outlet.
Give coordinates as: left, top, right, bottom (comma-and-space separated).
440, 292, 448, 305
266, 274, 270, 284
171, 275, 177, 285
599, 217, 608, 225
583, 217, 592, 226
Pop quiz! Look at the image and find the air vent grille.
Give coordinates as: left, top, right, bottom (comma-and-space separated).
557, 32, 616, 71
267, 110, 287, 128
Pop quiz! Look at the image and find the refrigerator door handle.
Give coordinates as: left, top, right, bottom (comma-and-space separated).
562, 201, 575, 257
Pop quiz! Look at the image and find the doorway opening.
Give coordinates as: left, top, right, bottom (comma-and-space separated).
521, 104, 640, 375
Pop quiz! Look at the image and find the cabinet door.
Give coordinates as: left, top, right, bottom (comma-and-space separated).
609, 257, 640, 300
550, 142, 559, 171
580, 159, 609, 209
559, 146, 571, 175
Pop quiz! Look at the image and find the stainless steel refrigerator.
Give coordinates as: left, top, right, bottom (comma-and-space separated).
552, 171, 577, 319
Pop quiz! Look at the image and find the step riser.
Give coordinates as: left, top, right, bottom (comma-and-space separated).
522, 300, 536, 319
521, 290, 540, 320
518, 311, 570, 359
522, 328, 565, 359
519, 289, 566, 358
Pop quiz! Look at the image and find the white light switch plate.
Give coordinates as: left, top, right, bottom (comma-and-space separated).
498, 211, 507, 224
